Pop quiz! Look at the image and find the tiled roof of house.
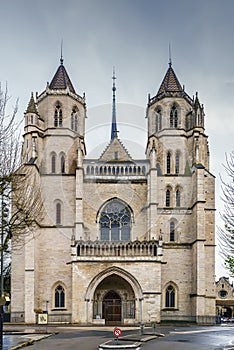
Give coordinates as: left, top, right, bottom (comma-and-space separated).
49, 59, 76, 93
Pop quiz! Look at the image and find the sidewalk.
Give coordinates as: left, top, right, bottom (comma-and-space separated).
3, 324, 55, 350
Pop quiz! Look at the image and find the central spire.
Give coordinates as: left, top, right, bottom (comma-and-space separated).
111, 67, 118, 140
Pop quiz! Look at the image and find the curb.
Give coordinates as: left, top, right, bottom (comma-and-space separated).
10, 334, 53, 350
10, 339, 34, 350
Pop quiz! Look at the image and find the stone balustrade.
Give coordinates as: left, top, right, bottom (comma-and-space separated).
83, 162, 149, 179
71, 239, 163, 259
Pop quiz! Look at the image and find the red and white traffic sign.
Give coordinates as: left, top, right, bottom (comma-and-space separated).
113, 327, 122, 338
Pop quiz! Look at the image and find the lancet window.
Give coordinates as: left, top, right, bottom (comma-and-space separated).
170, 105, 178, 128
156, 108, 162, 132
176, 189, 181, 207
51, 154, 56, 173
166, 152, 171, 174
56, 202, 62, 225
175, 152, 180, 174
61, 154, 65, 173
166, 189, 171, 207
165, 285, 175, 308
170, 221, 175, 241
54, 285, 65, 308
71, 107, 78, 131
54, 103, 63, 127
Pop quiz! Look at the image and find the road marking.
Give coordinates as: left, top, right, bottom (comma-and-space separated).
170, 328, 230, 335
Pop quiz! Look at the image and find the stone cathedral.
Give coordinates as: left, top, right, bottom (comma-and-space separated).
11, 57, 216, 325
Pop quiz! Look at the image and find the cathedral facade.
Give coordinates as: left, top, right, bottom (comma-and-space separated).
11, 58, 216, 325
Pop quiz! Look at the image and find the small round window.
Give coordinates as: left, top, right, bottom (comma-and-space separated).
219, 290, 227, 298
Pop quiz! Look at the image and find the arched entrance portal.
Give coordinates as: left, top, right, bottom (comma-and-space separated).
93, 274, 135, 325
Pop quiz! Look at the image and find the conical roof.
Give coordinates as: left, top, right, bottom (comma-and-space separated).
25, 92, 38, 114
156, 64, 182, 96
49, 58, 76, 93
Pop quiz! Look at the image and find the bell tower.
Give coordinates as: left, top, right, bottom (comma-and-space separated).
146, 61, 215, 323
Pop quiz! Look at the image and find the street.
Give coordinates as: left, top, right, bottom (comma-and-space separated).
7, 324, 234, 350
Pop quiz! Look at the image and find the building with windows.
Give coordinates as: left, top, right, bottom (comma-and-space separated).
11, 57, 216, 325
216, 277, 234, 318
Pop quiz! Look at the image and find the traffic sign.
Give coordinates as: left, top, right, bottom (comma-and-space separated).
113, 327, 122, 338
38, 313, 48, 325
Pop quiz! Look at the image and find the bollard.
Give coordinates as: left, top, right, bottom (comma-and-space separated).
140, 323, 144, 335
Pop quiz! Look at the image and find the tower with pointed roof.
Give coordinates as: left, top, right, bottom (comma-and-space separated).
11, 59, 215, 325
146, 61, 215, 323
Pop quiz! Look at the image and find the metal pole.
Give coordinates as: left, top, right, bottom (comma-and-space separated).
46, 301, 49, 333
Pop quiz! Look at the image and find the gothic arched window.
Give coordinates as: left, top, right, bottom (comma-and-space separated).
156, 108, 162, 132
175, 152, 180, 174
166, 189, 171, 207
61, 155, 65, 173
176, 189, 181, 207
71, 107, 78, 132
99, 199, 131, 242
56, 202, 62, 225
170, 105, 178, 128
165, 285, 175, 307
51, 154, 56, 173
166, 152, 171, 174
54, 103, 62, 127
170, 221, 175, 241
55, 285, 65, 308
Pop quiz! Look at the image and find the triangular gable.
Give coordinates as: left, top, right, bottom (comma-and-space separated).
99, 137, 133, 162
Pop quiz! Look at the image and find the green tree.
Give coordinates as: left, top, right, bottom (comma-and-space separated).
218, 152, 234, 276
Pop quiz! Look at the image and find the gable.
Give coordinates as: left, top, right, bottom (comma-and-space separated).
99, 137, 133, 162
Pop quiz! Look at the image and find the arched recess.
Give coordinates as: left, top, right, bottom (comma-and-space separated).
59, 152, 66, 173
54, 199, 63, 225
84, 266, 143, 324
85, 266, 143, 301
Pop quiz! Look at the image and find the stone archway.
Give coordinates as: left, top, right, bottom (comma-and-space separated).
86, 267, 143, 325
93, 274, 136, 325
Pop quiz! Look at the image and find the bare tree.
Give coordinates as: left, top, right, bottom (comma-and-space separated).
0, 83, 44, 293
218, 151, 234, 276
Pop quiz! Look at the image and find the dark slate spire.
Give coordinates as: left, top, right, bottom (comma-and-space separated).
26, 92, 38, 114
156, 63, 183, 97
49, 56, 76, 93
111, 67, 118, 140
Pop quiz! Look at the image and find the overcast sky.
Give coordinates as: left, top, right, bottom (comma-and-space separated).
0, 0, 233, 280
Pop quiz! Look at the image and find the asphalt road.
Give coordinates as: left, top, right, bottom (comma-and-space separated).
5, 324, 234, 350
